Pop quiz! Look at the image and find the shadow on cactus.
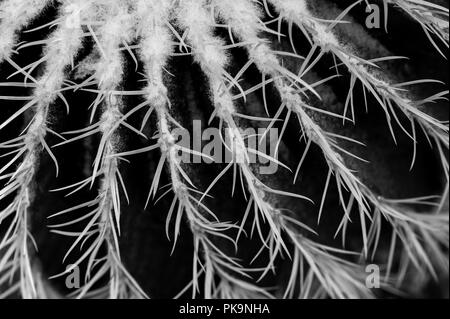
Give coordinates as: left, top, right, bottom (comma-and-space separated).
0, 0, 448, 299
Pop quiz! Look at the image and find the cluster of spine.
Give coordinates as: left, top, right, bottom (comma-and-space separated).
0, 0, 448, 299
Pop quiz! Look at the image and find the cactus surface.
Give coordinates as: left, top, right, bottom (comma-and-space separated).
0, 0, 449, 299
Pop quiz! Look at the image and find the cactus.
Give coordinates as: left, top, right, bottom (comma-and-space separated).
0, 0, 448, 299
